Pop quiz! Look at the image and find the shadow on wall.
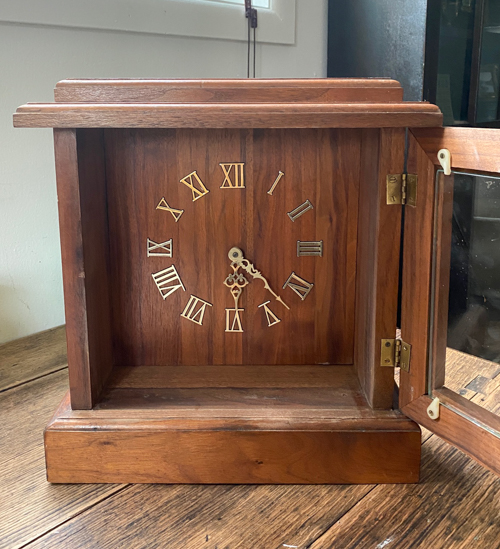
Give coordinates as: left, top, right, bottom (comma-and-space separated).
0, 284, 27, 343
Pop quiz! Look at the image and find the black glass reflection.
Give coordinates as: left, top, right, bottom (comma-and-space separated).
448, 173, 500, 362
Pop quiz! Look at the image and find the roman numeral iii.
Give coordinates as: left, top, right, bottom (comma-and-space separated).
220, 163, 245, 189
297, 240, 323, 257
181, 295, 213, 326
283, 272, 314, 301
180, 170, 210, 201
152, 265, 186, 299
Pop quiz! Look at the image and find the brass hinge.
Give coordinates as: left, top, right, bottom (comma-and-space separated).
386, 174, 417, 207
380, 338, 411, 373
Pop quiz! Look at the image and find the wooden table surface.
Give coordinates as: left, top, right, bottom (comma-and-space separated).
1, 326, 499, 549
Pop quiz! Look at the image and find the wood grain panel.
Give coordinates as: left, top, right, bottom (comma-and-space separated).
412, 127, 500, 173
354, 130, 379, 402
45, 412, 420, 483
50, 413, 411, 429
76, 129, 114, 406
107, 364, 357, 388
0, 370, 123, 549
14, 102, 443, 129
106, 128, 357, 366
53, 78, 404, 103
96, 386, 368, 411
399, 131, 437, 408
0, 325, 66, 391
354, 128, 405, 408
49, 403, 407, 424
369, 129, 405, 408
54, 129, 112, 409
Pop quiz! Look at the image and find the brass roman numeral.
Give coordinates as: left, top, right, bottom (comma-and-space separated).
220, 163, 245, 189
156, 198, 184, 222
225, 308, 244, 332
180, 170, 210, 201
181, 295, 213, 326
152, 265, 186, 299
267, 171, 284, 195
258, 301, 281, 327
283, 272, 314, 301
287, 200, 314, 222
147, 238, 173, 257
297, 240, 323, 257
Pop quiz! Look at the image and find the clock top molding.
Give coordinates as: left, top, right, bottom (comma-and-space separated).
14, 78, 442, 129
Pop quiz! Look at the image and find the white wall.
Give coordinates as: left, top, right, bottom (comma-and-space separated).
0, 0, 328, 344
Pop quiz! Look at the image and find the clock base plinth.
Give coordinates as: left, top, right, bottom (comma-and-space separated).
45, 391, 421, 484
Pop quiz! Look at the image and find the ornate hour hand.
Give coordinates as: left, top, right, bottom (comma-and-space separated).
228, 247, 290, 310
224, 257, 249, 333
224, 265, 249, 310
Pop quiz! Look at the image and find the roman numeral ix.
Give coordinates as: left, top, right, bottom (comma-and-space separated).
180, 170, 210, 201
181, 295, 213, 326
147, 238, 173, 257
283, 272, 314, 301
220, 163, 245, 189
152, 265, 186, 299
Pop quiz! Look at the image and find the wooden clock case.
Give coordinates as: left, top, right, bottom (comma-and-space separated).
14, 79, 500, 484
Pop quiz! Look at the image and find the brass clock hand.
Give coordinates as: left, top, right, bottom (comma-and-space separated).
228, 247, 290, 310
223, 264, 249, 312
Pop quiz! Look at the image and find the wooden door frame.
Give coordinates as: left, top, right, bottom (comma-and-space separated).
400, 127, 500, 477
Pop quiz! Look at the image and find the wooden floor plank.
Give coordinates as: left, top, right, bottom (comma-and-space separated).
444, 348, 500, 399
308, 433, 500, 549
307, 349, 500, 549
0, 370, 124, 549
0, 326, 67, 391
23, 483, 374, 549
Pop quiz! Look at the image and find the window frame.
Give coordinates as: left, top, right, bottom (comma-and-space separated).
0, 0, 295, 45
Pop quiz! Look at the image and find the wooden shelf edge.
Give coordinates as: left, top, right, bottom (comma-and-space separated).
14, 103, 443, 129
47, 390, 417, 428
55, 78, 404, 89
106, 364, 358, 389
53, 78, 405, 104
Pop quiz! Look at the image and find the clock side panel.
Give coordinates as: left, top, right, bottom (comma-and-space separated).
104, 128, 358, 366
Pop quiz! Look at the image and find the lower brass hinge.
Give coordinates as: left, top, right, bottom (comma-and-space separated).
380, 338, 411, 373
386, 173, 417, 207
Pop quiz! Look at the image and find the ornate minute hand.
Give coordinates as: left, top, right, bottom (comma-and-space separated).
228, 247, 290, 310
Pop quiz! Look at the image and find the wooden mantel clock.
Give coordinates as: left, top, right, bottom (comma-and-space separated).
14, 79, 500, 483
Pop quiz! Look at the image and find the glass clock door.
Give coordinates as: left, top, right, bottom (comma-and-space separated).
400, 127, 500, 476
429, 169, 500, 428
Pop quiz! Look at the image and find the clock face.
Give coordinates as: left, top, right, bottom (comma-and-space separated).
105, 128, 359, 366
